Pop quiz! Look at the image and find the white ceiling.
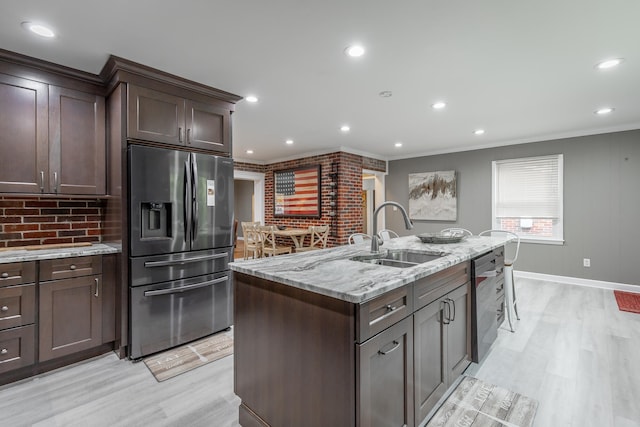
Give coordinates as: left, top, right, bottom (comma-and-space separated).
2, 0, 639, 163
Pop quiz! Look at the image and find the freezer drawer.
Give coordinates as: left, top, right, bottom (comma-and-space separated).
129, 272, 232, 359
129, 248, 232, 287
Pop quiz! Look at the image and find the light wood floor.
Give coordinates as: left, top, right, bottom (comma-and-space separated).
1, 277, 639, 426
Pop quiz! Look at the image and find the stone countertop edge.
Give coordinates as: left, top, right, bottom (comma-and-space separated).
0, 243, 122, 264
230, 235, 512, 304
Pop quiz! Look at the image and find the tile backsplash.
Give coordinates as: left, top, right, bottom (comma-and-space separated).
0, 197, 104, 248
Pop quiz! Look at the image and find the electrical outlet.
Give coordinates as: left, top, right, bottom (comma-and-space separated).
583, 258, 591, 267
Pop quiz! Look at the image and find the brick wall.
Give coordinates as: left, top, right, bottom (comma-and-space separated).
0, 197, 104, 248
256, 151, 367, 246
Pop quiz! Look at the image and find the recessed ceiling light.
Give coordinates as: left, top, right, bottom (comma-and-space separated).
21, 21, 55, 38
345, 45, 365, 57
432, 102, 446, 110
340, 125, 350, 132
596, 58, 624, 69
246, 149, 254, 154
474, 129, 485, 135
245, 95, 258, 103
285, 139, 294, 145
394, 142, 403, 148
595, 107, 614, 115
378, 91, 393, 98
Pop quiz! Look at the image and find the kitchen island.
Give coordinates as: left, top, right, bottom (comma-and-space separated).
230, 234, 510, 427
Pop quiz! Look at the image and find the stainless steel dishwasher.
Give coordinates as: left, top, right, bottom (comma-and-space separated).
471, 247, 504, 363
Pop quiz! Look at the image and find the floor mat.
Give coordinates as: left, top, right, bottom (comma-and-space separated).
143, 332, 233, 382
426, 376, 538, 427
614, 290, 640, 314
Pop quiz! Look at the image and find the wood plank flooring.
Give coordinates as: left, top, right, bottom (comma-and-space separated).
1, 277, 638, 426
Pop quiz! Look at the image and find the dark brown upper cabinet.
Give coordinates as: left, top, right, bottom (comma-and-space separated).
127, 84, 231, 153
49, 86, 106, 195
0, 50, 106, 196
0, 73, 49, 194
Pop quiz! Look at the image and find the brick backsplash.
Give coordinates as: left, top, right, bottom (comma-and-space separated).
0, 197, 104, 248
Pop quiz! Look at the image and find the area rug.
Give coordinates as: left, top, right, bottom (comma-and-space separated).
614, 290, 640, 314
426, 376, 538, 427
143, 332, 233, 382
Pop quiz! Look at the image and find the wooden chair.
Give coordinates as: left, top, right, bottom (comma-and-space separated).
440, 227, 473, 237
378, 229, 399, 241
296, 225, 329, 252
348, 233, 372, 245
259, 225, 292, 257
241, 221, 262, 259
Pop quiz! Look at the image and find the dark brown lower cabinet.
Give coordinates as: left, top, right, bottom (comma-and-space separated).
39, 274, 103, 361
357, 316, 414, 427
0, 324, 35, 374
414, 284, 470, 422
234, 260, 475, 427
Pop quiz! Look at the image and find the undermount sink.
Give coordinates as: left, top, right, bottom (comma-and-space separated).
350, 249, 447, 268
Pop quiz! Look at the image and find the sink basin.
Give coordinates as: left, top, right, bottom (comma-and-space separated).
350, 249, 447, 268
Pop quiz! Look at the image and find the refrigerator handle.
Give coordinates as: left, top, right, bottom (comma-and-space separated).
184, 159, 191, 243
191, 154, 199, 241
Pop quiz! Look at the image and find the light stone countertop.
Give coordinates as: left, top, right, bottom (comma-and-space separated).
0, 243, 122, 264
230, 235, 511, 303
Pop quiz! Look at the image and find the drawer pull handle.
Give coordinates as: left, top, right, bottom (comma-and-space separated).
94, 278, 100, 297
0, 272, 8, 278
378, 340, 400, 356
69, 264, 77, 270
1, 349, 7, 355
1, 306, 8, 312
386, 304, 397, 312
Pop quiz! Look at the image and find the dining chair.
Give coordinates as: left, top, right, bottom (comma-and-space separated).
378, 229, 399, 241
259, 225, 293, 257
296, 225, 330, 252
440, 227, 473, 237
241, 221, 262, 259
479, 229, 520, 332
348, 233, 372, 245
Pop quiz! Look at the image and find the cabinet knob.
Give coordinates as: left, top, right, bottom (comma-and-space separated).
1, 306, 8, 312
0, 272, 8, 279
386, 304, 397, 312
69, 264, 77, 270
1, 349, 7, 355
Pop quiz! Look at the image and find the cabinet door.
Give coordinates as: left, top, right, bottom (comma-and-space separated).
0, 73, 48, 193
39, 274, 102, 361
446, 284, 471, 382
358, 316, 414, 427
185, 99, 230, 153
49, 86, 106, 195
127, 85, 185, 146
414, 297, 447, 423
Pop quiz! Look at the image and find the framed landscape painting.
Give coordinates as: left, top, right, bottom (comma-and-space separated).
408, 170, 457, 221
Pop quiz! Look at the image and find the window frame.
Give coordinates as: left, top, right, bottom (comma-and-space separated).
491, 154, 564, 245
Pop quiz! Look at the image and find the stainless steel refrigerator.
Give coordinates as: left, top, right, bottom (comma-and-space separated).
127, 144, 234, 359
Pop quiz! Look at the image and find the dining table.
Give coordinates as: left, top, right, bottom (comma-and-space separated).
271, 227, 312, 249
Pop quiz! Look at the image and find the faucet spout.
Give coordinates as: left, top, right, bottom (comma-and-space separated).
371, 201, 413, 253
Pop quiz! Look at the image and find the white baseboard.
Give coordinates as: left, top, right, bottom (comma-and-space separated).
514, 270, 640, 293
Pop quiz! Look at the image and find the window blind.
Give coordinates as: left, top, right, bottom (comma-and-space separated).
494, 155, 562, 218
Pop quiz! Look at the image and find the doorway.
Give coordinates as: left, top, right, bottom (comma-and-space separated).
362, 170, 385, 235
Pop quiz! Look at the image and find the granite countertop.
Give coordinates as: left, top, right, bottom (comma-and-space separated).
230, 235, 511, 303
0, 243, 122, 264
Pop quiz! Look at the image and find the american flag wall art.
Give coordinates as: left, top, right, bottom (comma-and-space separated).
274, 166, 321, 217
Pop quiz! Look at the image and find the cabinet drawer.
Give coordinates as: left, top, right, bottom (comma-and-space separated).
0, 324, 36, 374
0, 284, 36, 330
414, 262, 470, 310
357, 285, 412, 343
0, 262, 36, 288
40, 255, 102, 281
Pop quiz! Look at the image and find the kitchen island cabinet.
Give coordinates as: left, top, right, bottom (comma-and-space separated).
231, 235, 509, 427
